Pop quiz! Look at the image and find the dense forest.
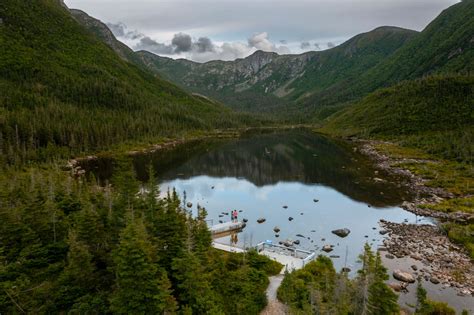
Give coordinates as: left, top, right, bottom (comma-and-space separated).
1, 0, 473, 313
278, 246, 458, 314
0, 161, 284, 313
0, 0, 261, 167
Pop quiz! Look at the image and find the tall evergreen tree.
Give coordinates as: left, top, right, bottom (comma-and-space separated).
110, 220, 176, 314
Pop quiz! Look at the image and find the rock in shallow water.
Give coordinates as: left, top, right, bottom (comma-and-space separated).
332, 228, 351, 238
393, 269, 416, 283
322, 245, 333, 253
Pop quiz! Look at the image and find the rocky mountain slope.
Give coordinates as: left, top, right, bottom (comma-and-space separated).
68, 0, 473, 123
136, 27, 417, 116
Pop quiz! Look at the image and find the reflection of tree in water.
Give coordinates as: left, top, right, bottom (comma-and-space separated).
149, 131, 411, 207
85, 131, 413, 208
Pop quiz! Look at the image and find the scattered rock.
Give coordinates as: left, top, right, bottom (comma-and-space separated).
186, 202, 193, 208
430, 277, 440, 285
388, 282, 407, 293
385, 254, 395, 259
257, 218, 266, 224
393, 270, 416, 283
242, 218, 248, 223
379, 230, 389, 235
283, 205, 288, 209
341, 267, 351, 273
313, 199, 319, 203
322, 245, 333, 253
332, 228, 351, 238
411, 265, 418, 271
296, 234, 305, 238
288, 217, 294, 221
294, 240, 300, 245
273, 227, 281, 233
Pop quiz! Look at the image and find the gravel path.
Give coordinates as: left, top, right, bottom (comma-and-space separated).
261, 275, 288, 315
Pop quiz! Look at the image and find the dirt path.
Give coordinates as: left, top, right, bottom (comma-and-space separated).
261, 275, 288, 315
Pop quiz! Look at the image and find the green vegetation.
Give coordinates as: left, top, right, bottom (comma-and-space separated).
0, 162, 281, 313
323, 75, 474, 163
278, 245, 399, 315
415, 279, 456, 315
135, 27, 416, 119
0, 0, 259, 166
443, 223, 474, 259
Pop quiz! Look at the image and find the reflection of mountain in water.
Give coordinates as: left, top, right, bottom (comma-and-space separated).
133, 131, 412, 207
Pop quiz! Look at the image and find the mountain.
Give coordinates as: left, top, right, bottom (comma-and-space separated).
0, 0, 254, 163
323, 75, 474, 162
134, 27, 417, 116
131, 0, 472, 121
323, 0, 474, 108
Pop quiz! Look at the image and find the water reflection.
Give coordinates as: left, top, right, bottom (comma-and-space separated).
135, 131, 413, 207
159, 175, 431, 272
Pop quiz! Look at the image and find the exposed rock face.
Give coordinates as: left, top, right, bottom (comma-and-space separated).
332, 228, 351, 238
393, 270, 416, 283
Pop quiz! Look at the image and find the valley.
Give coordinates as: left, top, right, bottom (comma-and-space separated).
0, 0, 472, 314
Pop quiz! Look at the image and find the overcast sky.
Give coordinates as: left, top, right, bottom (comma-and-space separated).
65, 0, 459, 62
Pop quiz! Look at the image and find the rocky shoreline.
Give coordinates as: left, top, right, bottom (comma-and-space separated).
380, 220, 473, 296
353, 139, 473, 296
355, 139, 473, 223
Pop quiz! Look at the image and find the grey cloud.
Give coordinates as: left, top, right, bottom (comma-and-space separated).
126, 30, 144, 40
172, 33, 193, 53
194, 37, 215, 53
300, 41, 310, 49
327, 42, 335, 48
106, 22, 126, 37
248, 32, 274, 51
135, 36, 174, 54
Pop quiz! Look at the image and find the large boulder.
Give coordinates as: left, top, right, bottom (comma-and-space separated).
393, 270, 416, 283
332, 228, 351, 238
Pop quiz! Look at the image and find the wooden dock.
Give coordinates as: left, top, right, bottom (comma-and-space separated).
211, 240, 316, 274
210, 221, 245, 238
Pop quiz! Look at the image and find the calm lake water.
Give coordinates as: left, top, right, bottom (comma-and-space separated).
82, 130, 472, 311
86, 130, 431, 272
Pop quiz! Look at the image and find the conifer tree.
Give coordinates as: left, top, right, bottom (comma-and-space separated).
110, 220, 176, 314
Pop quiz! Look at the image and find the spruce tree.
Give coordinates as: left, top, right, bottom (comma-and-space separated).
110, 220, 176, 314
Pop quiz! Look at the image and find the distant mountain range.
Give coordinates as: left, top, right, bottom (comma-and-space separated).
70, 0, 473, 121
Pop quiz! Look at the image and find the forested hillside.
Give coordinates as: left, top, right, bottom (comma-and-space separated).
320, 0, 474, 109
0, 0, 257, 166
112, 0, 473, 121
323, 75, 474, 163
134, 27, 416, 117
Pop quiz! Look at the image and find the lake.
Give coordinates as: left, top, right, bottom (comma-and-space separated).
85, 130, 431, 272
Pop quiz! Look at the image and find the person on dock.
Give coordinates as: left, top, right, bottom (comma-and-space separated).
232, 210, 238, 223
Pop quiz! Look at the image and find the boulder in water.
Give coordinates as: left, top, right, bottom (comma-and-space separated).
273, 227, 281, 233
393, 270, 416, 283
186, 202, 193, 208
322, 245, 333, 253
332, 228, 351, 238
288, 217, 294, 221
257, 218, 266, 224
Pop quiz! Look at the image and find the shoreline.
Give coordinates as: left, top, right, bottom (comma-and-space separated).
352, 138, 473, 298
